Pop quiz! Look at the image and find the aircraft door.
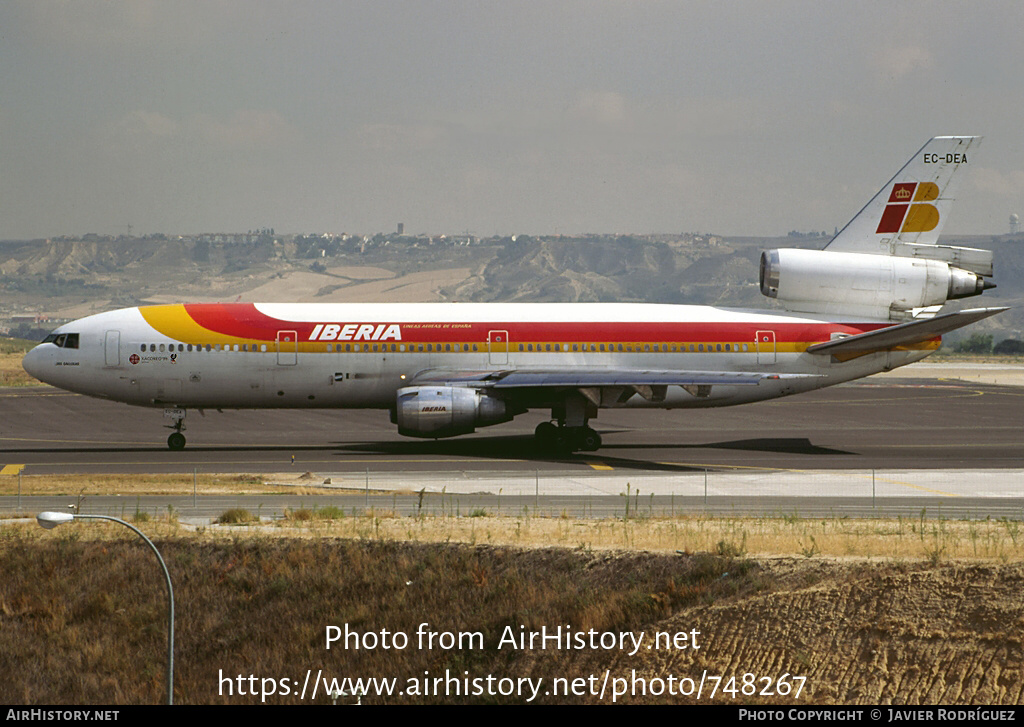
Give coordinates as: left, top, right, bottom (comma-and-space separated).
488, 330, 509, 366
104, 330, 120, 367
756, 330, 776, 364
276, 330, 298, 365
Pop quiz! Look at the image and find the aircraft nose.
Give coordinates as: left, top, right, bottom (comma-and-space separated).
22, 345, 48, 383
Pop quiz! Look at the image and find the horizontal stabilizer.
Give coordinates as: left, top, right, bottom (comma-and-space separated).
806, 307, 1008, 356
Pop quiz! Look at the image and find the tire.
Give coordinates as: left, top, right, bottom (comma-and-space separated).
534, 421, 557, 441
578, 428, 602, 452
167, 432, 186, 451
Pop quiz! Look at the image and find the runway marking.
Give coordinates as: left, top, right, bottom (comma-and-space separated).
585, 461, 614, 471
1, 465, 25, 475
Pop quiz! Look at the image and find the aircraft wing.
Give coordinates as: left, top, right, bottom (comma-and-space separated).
410, 368, 819, 388
806, 307, 1008, 356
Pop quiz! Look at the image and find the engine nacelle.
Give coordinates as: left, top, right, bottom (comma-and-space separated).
759, 248, 993, 318
395, 386, 511, 438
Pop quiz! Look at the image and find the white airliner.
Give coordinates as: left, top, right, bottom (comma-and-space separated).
22, 136, 1005, 451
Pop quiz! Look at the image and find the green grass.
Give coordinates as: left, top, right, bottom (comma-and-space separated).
0, 337, 37, 354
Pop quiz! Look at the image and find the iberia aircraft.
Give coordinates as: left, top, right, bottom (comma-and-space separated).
22, 137, 1005, 451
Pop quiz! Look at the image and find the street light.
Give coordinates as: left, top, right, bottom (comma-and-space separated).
36, 512, 175, 705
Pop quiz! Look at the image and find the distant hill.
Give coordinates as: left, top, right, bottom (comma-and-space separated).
1, 232, 1020, 344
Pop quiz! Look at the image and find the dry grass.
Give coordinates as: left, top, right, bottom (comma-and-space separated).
0, 352, 39, 387
0, 473, 284, 496
3, 511, 1024, 704
0, 526, 754, 704
250, 511, 1024, 563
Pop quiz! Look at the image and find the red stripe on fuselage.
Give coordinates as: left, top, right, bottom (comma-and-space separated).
178, 303, 887, 344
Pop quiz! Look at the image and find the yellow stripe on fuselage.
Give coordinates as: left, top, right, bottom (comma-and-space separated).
139, 305, 252, 346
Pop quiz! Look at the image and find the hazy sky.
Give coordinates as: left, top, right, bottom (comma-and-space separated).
2, 1, 1023, 239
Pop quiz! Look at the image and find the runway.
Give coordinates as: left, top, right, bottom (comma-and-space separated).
2, 379, 1022, 475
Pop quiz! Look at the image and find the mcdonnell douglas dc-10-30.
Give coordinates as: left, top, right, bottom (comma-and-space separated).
22, 137, 1005, 451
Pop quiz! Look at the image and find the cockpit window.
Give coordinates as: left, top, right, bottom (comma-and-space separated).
42, 333, 79, 349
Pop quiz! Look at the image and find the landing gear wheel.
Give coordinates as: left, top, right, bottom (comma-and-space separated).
577, 427, 602, 452
535, 421, 557, 441
167, 432, 186, 451
535, 421, 602, 453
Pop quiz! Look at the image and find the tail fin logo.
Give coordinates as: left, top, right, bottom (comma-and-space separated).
876, 182, 941, 234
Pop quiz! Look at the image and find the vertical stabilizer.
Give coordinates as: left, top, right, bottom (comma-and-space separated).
825, 136, 981, 254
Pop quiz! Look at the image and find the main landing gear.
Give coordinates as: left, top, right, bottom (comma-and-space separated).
164, 408, 187, 451
534, 393, 602, 452
534, 421, 602, 452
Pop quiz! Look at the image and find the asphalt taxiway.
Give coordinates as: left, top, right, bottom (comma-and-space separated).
2, 377, 1022, 519
2, 378, 1022, 475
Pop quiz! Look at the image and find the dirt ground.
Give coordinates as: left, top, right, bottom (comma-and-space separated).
610, 558, 1024, 704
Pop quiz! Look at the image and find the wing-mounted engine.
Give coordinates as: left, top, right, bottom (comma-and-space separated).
394, 386, 512, 438
759, 248, 995, 320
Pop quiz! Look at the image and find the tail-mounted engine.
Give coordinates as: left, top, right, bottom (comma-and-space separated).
759, 248, 995, 319
394, 386, 511, 438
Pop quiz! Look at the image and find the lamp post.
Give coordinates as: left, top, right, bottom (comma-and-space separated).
36, 512, 175, 705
